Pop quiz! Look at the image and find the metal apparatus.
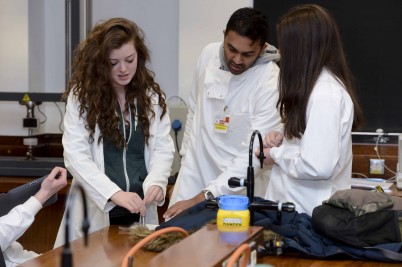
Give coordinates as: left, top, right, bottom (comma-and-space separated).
19, 99, 40, 159
0, 92, 63, 160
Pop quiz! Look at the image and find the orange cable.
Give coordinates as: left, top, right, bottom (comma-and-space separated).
121, 226, 189, 267
226, 243, 251, 267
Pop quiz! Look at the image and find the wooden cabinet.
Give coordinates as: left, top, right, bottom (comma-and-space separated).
352, 143, 398, 179
0, 134, 66, 252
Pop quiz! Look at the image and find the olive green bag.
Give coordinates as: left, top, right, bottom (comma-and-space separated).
312, 189, 402, 247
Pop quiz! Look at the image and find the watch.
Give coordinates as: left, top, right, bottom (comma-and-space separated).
202, 190, 214, 201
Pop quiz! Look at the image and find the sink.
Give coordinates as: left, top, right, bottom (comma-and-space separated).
0, 156, 66, 177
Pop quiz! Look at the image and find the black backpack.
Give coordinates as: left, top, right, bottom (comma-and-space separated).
312, 189, 402, 261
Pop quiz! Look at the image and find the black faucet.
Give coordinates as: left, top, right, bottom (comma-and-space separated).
228, 129, 295, 225
248, 130, 265, 202
61, 183, 90, 267
228, 129, 265, 199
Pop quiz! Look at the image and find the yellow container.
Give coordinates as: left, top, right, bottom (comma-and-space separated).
217, 195, 249, 231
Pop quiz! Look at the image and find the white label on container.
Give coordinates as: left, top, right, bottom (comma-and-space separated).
222, 218, 242, 226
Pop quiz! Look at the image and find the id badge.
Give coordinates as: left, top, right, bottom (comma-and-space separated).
214, 106, 230, 133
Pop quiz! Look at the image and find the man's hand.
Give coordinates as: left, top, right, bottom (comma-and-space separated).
110, 191, 146, 216
35, 167, 68, 205
143, 185, 164, 206
163, 192, 205, 220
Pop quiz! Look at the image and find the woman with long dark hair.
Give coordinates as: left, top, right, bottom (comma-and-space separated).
257, 4, 363, 215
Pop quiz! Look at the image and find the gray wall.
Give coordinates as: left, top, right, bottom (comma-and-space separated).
0, 0, 252, 136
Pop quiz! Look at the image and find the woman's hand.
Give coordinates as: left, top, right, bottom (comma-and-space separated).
255, 146, 275, 165
143, 185, 164, 205
255, 131, 283, 165
110, 191, 146, 216
264, 131, 283, 148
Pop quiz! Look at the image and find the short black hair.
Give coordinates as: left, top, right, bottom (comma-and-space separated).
225, 7, 269, 46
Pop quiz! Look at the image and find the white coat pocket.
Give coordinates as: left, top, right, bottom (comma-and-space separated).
214, 112, 251, 154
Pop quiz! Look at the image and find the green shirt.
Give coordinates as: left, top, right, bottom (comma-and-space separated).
103, 107, 147, 198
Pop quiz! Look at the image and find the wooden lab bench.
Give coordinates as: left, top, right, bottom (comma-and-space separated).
20, 224, 399, 267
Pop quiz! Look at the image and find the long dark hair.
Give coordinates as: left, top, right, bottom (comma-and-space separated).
64, 17, 167, 147
276, 4, 363, 139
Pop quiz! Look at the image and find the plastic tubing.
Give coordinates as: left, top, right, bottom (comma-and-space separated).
226, 243, 251, 267
121, 226, 189, 267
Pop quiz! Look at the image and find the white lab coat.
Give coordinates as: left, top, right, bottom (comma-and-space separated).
169, 42, 281, 205
54, 91, 174, 247
0, 197, 41, 267
266, 69, 354, 216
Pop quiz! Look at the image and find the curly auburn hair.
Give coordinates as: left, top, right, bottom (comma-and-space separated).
63, 17, 167, 148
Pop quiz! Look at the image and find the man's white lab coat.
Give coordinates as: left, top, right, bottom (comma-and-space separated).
170, 42, 281, 205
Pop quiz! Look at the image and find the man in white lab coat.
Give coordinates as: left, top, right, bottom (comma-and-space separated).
164, 7, 281, 219
0, 167, 67, 267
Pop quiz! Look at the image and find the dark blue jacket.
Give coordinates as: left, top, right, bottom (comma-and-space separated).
158, 197, 402, 262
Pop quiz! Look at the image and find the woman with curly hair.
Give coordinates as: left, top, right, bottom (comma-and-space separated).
54, 17, 174, 246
